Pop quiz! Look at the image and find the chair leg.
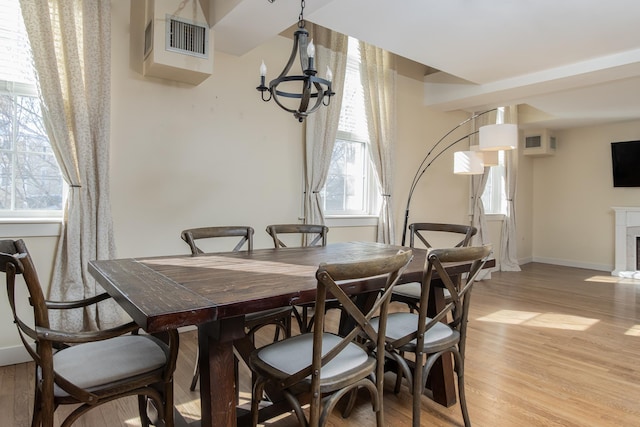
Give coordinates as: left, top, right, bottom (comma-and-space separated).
138, 396, 151, 427
31, 387, 42, 427
341, 388, 358, 418
412, 353, 425, 427
164, 381, 175, 427
292, 307, 307, 333
454, 351, 471, 427
190, 347, 200, 391
394, 366, 403, 394
251, 378, 267, 427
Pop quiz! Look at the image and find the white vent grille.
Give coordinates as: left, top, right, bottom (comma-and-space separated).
166, 15, 208, 58
525, 135, 541, 148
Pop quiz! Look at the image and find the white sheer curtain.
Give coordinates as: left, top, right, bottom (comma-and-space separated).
500, 106, 521, 271
303, 25, 348, 225
359, 42, 397, 244
20, 0, 122, 330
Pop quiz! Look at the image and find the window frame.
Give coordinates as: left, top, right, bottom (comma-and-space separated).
0, 80, 65, 219
322, 37, 380, 224
0, 0, 64, 220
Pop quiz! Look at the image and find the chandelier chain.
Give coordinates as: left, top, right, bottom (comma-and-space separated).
298, 0, 306, 28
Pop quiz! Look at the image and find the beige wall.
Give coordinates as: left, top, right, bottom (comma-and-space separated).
531, 120, 640, 270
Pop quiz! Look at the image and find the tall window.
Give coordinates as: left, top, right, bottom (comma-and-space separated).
481, 106, 508, 215
0, 1, 63, 217
322, 37, 380, 216
481, 146, 507, 215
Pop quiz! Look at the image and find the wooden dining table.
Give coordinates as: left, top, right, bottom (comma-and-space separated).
88, 241, 491, 427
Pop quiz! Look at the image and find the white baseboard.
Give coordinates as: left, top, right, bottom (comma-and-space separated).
531, 256, 612, 272
0, 344, 32, 367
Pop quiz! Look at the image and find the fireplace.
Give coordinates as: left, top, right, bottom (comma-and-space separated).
612, 207, 640, 278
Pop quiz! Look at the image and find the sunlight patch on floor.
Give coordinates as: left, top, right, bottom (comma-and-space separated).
585, 275, 640, 284
477, 309, 539, 324
625, 325, 640, 336
477, 309, 599, 330
176, 397, 201, 420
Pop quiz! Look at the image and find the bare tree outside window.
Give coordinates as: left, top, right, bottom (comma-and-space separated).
0, 0, 63, 216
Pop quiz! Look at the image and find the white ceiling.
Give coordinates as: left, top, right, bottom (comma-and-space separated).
208, 0, 640, 130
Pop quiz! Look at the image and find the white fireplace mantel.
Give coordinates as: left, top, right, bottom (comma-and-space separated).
612, 207, 640, 278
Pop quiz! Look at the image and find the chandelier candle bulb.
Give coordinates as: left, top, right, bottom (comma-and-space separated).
259, 60, 267, 86
307, 40, 315, 58
307, 39, 315, 70
326, 66, 333, 82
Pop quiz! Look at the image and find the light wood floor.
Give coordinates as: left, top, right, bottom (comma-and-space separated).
2, 262, 640, 426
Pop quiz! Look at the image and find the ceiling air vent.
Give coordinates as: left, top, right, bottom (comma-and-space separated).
166, 15, 208, 59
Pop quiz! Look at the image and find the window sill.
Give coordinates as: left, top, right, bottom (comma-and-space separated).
0, 218, 62, 237
325, 215, 378, 227
484, 213, 506, 221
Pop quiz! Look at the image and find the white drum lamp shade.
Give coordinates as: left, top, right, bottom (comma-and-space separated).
479, 123, 518, 151
454, 151, 485, 175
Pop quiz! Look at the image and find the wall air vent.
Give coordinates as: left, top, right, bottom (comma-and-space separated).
166, 16, 208, 58
134, 0, 213, 86
524, 129, 556, 156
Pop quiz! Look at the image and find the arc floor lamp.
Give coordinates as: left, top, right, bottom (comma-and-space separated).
401, 109, 518, 246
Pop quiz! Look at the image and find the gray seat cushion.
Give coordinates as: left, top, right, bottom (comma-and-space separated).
255, 332, 371, 381
53, 335, 168, 397
393, 282, 451, 299
372, 312, 458, 350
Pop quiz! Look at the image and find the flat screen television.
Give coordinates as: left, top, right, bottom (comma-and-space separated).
611, 140, 640, 187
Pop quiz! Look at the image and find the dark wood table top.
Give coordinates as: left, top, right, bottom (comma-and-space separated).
89, 241, 492, 333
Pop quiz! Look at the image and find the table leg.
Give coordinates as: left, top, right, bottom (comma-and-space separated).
198, 317, 245, 427
427, 282, 457, 407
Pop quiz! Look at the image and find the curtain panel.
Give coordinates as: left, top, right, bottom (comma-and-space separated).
500, 105, 521, 271
303, 25, 348, 226
20, 0, 123, 331
359, 42, 397, 244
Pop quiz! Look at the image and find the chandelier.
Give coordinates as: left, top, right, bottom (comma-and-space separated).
256, 0, 334, 122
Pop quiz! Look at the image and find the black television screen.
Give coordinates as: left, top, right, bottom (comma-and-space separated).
611, 140, 640, 187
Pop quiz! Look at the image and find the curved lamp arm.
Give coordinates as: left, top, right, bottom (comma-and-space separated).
401, 108, 497, 246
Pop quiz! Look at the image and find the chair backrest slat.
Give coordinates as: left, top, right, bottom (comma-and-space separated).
181, 226, 254, 254
409, 222, 477, 249
265, 224, 328, 248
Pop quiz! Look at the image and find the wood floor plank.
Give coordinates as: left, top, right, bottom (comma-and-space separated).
1, 262, 639, 426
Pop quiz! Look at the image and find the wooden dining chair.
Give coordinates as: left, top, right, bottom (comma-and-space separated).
249, 249, 413, 427
265, 223, 332, 333
377, 244, 491, 427
180, 226, 292, 391
0, 239, 179, 427
393, 222, 477, 311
